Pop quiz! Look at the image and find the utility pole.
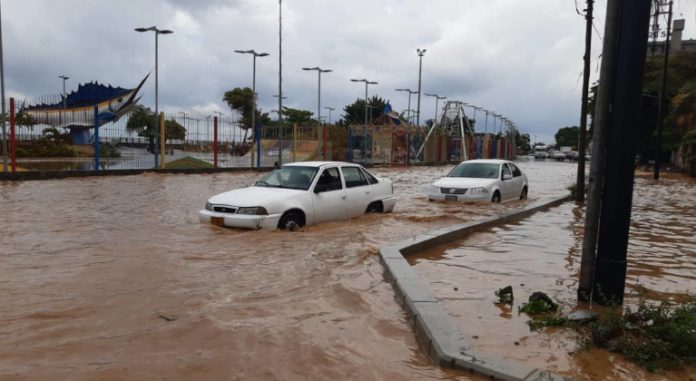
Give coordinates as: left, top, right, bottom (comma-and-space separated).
653, 0, 673, 180
0, 0, 6, 173
278, 0, 284, 165
578, 0, 652, 304
576, 0, 594, 203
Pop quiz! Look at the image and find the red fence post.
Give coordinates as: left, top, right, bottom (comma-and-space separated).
213, 116, 218, 168
9, 98, 16, 172
322, 125, 327, 160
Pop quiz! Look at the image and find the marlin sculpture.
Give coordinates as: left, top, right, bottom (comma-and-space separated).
22, 74, 149, 143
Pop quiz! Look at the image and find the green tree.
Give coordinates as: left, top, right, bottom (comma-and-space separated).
554, 126, 579, 148
341, 96, 388, 125
282, 106, 314, 125
223, 87, 263, 141
515, 131, 532, 154
126, 105, 186, 145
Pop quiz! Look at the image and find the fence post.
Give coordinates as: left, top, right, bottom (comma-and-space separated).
93, 105, 100, 171
9, 98, 15, 172
160, 112, 165, 169
256, 125, 261, 168
213, 116, 218, 169
322, 125, 327, 160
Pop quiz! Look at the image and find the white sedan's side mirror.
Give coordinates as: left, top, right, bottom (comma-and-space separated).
503, 174, 513, 181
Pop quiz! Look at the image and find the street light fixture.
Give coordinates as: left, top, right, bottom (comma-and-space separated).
324, 106, 335, 124
415, 48, 426, 127
350, 78, 378, 161
302, 67, 332, 128
235, 49, 269, 168
395, 88, 418, 124
424, 93, 446, 124
58, 75, 69, 110
135, 25, 173, 168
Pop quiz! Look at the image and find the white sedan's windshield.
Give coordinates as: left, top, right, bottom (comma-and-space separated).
255, 166, 318, 190
448, 163, 500, 179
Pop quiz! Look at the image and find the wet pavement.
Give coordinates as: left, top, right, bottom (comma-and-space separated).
409, 171, 696, 381
0, 160, 690, 380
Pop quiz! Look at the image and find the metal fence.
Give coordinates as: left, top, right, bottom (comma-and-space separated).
0, 97, 517, 175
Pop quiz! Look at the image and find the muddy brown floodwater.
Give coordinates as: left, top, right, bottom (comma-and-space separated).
410, 171, 696, 381
0, 160, 623, 380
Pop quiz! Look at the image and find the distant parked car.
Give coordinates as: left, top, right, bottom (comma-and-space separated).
199, 161, 397, 230
552, 151, 567, 161
426, 159, 528, 203
565, 151, 579, 161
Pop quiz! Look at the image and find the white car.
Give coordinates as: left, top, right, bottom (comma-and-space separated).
199, 161, 397, 230
426, 159, 528, 203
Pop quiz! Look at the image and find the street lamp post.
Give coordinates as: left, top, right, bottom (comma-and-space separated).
350, 78, 377, 162
324, 107, 335, 124
59, 75, 69, 109
135, 26, 173, 168
424, 93, 446, 124
302, 67, 332, 128
395, 88, 417, 124
415, 48, 426, 127
235, 49, 269, 168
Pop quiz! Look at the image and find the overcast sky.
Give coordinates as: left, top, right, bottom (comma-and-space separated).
3, 0, 696, 144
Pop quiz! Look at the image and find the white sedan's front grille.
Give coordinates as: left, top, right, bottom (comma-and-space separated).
440, 187, 468, 195
213, 206, 237, 214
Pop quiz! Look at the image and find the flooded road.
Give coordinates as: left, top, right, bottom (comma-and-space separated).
410, 171, 696, 380
0, 160, 598, 380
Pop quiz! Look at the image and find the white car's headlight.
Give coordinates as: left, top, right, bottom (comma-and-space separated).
427, 185, 439, 194
469, 187, 489, 194
205, 202, 213, 211
237, 207, 268, 215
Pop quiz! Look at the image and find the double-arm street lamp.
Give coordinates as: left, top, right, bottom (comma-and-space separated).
350, 78, 378, 161
395, 88, 418, 124
302, 67, 332, 128
324, 106, 335, 125
236, 49, 269, 167
424, 93, 446, 124
135, 26, 173, 168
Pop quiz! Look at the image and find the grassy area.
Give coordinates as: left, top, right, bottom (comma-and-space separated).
164, 156, 214, 169
588, 301, 696, 372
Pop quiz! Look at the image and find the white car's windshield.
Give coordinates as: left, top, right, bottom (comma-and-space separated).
448, 163, 500, 179
255, 166, 318, 190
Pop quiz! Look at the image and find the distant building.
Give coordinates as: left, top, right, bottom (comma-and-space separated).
649, 19, 696, 56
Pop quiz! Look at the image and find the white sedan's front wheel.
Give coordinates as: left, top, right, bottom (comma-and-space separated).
278, 210, 305, 230
491, 191, 501, 203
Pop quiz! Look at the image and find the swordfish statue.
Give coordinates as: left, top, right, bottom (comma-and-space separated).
22, 74, 150, 144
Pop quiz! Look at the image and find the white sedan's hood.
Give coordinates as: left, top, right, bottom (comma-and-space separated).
432, 177, 497, 189
208, 186, 303, 207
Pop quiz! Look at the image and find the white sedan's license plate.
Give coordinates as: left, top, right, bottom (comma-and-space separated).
445, 195, 458, 201
211, 216, 225, 226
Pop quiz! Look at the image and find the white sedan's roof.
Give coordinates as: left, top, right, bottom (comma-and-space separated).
459, 159, 509, 164
283, 161, 359, 168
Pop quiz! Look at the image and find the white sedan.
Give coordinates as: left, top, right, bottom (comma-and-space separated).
199, 161, 397, 230
426, 159, 528, 203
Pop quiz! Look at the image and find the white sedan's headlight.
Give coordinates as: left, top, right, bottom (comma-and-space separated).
469, 187, 489, 194
205, 202, 213, 211
237, 207, 268, 215
426, 185, 439, 194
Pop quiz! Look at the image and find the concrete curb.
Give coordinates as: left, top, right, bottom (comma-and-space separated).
380, 195, 572, 381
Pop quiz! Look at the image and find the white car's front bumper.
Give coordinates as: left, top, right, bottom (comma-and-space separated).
199, 210, 282, 230
427, 191, 491, 202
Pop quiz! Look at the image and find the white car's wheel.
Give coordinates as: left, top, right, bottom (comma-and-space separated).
491, 191, 501, 203
366, 201, 384, 214
520, 187, 528, 200
278, 210, 305, 230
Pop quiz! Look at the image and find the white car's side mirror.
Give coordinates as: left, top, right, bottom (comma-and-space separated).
503, 174, 513, 181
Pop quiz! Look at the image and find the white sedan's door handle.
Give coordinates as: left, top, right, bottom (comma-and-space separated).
341, 195, 347, 200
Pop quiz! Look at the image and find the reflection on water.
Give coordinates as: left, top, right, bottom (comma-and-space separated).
0, 160, 575, 380
410, 172, 696, 381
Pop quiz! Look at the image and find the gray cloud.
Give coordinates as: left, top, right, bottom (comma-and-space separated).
3, 0, 695, 143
